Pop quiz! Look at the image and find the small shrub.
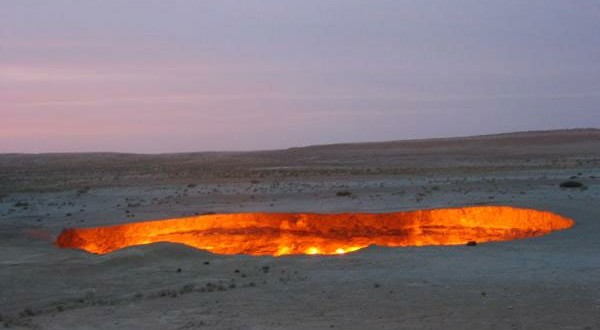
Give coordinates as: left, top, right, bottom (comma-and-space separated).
14, 201, 29, 208
76, 187, 91, 196
559, 180, 584, 188
179, 283, 195, 294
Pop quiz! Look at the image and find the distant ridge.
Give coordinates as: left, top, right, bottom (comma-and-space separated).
1, 128, 599, 156
287, 128, 600, 151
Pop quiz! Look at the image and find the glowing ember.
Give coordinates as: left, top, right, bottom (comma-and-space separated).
56, 206, 573, 256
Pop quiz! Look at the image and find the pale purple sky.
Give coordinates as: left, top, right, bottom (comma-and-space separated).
2, 1, 600, 153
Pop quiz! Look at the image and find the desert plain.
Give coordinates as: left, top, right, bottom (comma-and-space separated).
1, 129, 599, 329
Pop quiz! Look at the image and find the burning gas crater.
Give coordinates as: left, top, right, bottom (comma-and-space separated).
57, 206, 573, 256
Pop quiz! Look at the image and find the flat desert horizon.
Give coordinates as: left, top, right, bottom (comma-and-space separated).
1, 128, 599, 329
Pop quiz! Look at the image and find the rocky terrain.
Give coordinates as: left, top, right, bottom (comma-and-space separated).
1, 129, 599, 329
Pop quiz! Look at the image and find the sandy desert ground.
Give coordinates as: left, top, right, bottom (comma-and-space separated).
1, 129, 599, 329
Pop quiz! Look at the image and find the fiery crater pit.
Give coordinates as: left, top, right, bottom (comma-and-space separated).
56, 206, 573, 256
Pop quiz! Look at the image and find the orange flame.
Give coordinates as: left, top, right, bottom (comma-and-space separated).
56, 206, 573, 256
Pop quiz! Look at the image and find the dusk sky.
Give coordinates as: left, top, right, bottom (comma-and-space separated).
2, 1, 600, 153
